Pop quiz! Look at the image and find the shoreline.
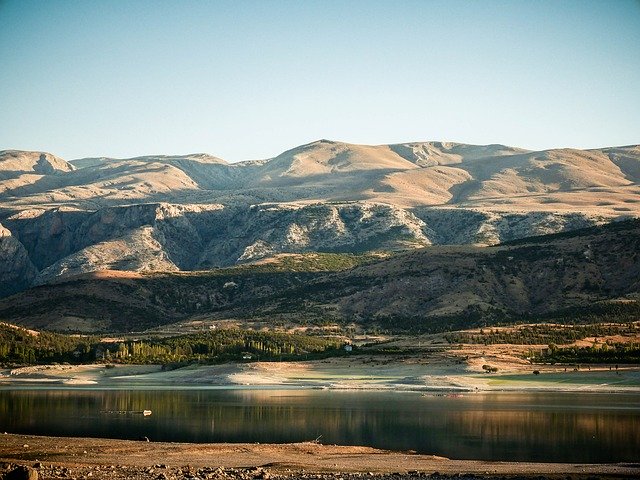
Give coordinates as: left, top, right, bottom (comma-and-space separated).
2, 383, 640, 395
3, 359, 639, 479
2, 359, 640, 393
1, 433, 639, 479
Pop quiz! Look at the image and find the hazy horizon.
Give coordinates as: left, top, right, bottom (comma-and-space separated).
4, 137, 640, 165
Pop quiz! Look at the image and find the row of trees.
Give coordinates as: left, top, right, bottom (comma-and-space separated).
0, 324, 345, 366
446, 323, 640, 345
534, 342, 640, 364
106, 330, 344, 364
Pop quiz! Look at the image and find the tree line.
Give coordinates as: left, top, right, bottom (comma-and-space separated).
533, 342, 640, 364
0, 323, 346, 366
446, 322, 640, 345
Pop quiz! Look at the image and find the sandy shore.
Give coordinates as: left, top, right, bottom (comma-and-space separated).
1, 433, 639, 479
2, 356, 640, 392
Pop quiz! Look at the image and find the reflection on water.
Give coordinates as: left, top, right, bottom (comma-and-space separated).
1, 389, 639, 462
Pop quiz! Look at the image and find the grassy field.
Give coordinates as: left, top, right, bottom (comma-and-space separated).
487, 370, 640, 388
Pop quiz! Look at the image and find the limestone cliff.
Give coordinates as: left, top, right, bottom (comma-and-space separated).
0, 222, 37, 297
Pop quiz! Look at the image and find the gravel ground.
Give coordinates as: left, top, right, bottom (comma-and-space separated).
3, 463, 636, 480
1, 435, 639, 480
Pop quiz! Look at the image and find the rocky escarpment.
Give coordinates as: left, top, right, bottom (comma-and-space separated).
0, 200, 613, 294
217, 218, 640, 330
0, 220, 637, 333
0, 222, 37, 297
1, 202, 431, 281
34, 226, 180, 285
196, 202, 433, 268
412, 208, 611, 245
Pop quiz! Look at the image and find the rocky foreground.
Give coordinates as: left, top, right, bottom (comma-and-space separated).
6, 463, 636, 480
0, 463, 545, 480
1, 435, 638, 480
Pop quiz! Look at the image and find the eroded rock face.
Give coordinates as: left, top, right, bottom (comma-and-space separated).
0, 200, 613, 296
1, 202, 430, 277
34, 226, 179, 285
196, 202, 433, 268
412, 208, 609, 245
0, 222, 37, 298
1, 219, 637, 333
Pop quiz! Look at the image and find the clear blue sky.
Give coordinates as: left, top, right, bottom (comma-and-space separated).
1, 0, 639, 161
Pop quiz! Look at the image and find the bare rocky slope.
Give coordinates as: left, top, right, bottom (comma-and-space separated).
0, 141, 638, 298
0, 222, 37, 297
0, 220, 637, 333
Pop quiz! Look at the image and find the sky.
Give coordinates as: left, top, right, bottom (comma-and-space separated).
1, 0, 639, 162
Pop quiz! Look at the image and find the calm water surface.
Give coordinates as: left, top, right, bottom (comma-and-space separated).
1, 388, 639, 463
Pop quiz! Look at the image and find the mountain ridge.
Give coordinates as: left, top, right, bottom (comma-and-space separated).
0, 139, 638, 300
2, 140, 638, 211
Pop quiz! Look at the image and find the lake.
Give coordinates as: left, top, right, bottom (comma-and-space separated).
1, 388, 639, 463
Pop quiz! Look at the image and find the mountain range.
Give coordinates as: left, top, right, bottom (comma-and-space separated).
1, 140, 639, 318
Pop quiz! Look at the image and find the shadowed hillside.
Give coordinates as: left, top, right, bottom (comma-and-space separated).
0, 220, 637, 333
